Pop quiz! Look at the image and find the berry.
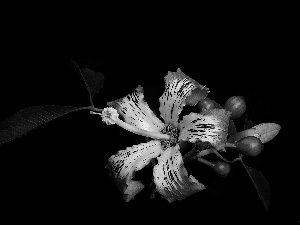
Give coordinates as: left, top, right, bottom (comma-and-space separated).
213, 161, 231, 176
224, 96, 246, 119
235, 136, 263, 156
198, 98, 216, 111
185, 87, 209, 106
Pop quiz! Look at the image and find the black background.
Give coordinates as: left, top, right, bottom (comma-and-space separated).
0, 58, 289, 223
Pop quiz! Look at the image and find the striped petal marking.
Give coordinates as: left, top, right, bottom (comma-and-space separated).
107, 86, 165, 133
106, 140, 164, 202
159, 68, 208, 127
178, 109, 231, 149
153, 144, 205, 203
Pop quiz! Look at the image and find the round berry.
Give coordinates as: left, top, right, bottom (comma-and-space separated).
224, 96, 246, 119
198, 98, 216, 111
213, 161, 231, 176
185, 87, 209, 106
235, 136, 264, 156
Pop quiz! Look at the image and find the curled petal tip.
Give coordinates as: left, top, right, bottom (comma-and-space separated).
124, 180, 145, 202
135, 85, 144, 93
153, 146, 205, 202
185, 85, 210, 106
159, 69, 208, 125
107, 141, 164, 202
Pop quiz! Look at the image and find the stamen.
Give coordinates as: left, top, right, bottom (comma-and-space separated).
91, 107, 171, 140
115, 118, 171, 140
160, 124, 179, 149
91, 107, 118, 125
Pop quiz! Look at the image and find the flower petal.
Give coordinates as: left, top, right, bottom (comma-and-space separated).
159, 69, 208, 127
108, 86, 165, 133
106, 140, 164, 202
178, 109, 231, 149
153, 144, 205, 203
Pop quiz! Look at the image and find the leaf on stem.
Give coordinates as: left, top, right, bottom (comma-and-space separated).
182, 148, 197, 163
241, 161, 271, 211
212, 99, 222, 109
0, 105, 84, 145
228, 123, 281, 144
71, 60, 105, 106
249, 123, 281, 143
228, 119, 237, 137
244, 114, 255, 130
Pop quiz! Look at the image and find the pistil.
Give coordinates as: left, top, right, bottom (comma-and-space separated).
90, 107, 171, 140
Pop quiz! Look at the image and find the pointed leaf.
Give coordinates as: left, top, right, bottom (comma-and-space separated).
212, 99, 223, 109
0, 105, 84, 145
71, 60, 104, 106
228, 123, 281, 144
250, 123, 281, 143
242, 162, 271, 211
228, 119, 237, 136
244, 114, 255, 130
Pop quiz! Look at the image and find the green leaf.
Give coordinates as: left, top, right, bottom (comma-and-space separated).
241, 161, 271, 211
212, 99, 223, 109
228, 123, 281, 144
250, 123, 281, 143
0, 60, 106, 145
244, 114, 255, 130
228, 119, 237, 136
71, 60, 104, 106
0, 105, 84, 145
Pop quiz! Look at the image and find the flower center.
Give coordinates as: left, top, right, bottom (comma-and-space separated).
160, 124, 179, 150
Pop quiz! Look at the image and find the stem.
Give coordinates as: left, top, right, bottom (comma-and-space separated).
83, 106, 104, 113
197, 144, 241, 164
234, 153, 243, 162
183, 148, 197, 163
197, 148, 213, 157
225, 142, 236, 148
211, 148, 233, 163
197, 157, 215, 167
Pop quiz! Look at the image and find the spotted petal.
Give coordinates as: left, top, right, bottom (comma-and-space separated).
159, 69, 208, 127
107, 86, 165, 133
153, 144, 205, 202
106, 140, 164, 202
178, 109, 231, 149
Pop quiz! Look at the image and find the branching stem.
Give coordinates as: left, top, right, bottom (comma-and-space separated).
196, 142, 241, 164
197, 157, 215, 167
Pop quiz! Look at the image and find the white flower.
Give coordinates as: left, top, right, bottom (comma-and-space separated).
102, 68, 230, 202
